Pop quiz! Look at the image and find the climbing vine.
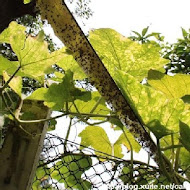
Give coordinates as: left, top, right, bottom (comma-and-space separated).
0, 0, 190, 188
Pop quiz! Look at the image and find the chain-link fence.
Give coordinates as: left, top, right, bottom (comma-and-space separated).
32, 133, 165, 190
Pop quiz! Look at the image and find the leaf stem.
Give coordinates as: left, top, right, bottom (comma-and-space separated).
90, 97, 102, 114
18, 113, 68, 124
17, 111, 115, 124
161, 144, 183, 151
64, 118, 72, 151
157, 139, 172, 182
174, 143, 181, 172
122, 129, 134, 179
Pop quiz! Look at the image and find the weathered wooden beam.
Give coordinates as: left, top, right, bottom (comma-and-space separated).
0, 100, 50, 190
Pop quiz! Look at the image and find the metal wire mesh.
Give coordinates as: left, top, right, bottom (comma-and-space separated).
32, 133, 163, 190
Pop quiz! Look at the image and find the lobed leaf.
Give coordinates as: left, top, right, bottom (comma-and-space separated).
79, 126, 140, 158
27, 70, 91, 110
79, 126, 112, 157
0, 22, 67, 82
115, 129, 141, 153
0, 56, 19, 76
115, 71, 186, 138
89, 28, 168, 81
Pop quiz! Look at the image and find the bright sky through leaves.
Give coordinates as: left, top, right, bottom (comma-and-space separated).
84, 0, 190, 43
49, 0, 190, 46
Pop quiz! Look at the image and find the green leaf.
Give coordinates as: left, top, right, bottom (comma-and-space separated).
23, 0, 31, 4
181, 95, 190, 104
32, 165, 51, 190
179, 148, 190, 179
0, 55, 19, 76
114, 129, 141, 153
48, 119, 57, 131
0, 22, 26, 44
79, 126, 113, 157
115, 70, 186, 138
57, 54, 86, 80
0, 22, 67, 81
181, 27, 188, 38
51, 155, 92, 190
148, 70, 190, 99
26, 88, 48, 101
3, 71, 22, 97
69, 91, 110, 120
142, 26, 149, 36
79, 126, 140, 158
132, 31, 142, 38
89, 28, 168, 81
179, 121, 190, 152
27, 70, 91, 110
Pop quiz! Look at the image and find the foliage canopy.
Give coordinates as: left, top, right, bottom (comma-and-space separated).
0, 21, 190, 188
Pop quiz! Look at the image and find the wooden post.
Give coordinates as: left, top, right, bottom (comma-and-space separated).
0, 100, 50, 190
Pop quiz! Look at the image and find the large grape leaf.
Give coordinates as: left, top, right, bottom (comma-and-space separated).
115, 71, 186, 139
89, 28, 168, 81
51, 155, 92, 190
79, 126, 140, 158
148, 70, 190, 99
27, 70, 91, 110
0, 22, 66, 81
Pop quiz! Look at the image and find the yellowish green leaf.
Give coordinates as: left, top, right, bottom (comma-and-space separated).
79, 126, 112, 157
69, 91, 110, 120
27, 71, 91, 110
3, 71, 22, 96
0, 22, 68, 82
148, 70, 190, 99
24, 0, 31, 4
57, 54, 86, 80
79, 126, 140, 158
0, 56, 19, 75
0, 22, 26, 44
115, 129, 141, 153
89, 28, 168, 81
115, 71, 186, 138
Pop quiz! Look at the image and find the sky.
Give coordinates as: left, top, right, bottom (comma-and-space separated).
81, 0, 190, 43
48, 0, 190, 45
